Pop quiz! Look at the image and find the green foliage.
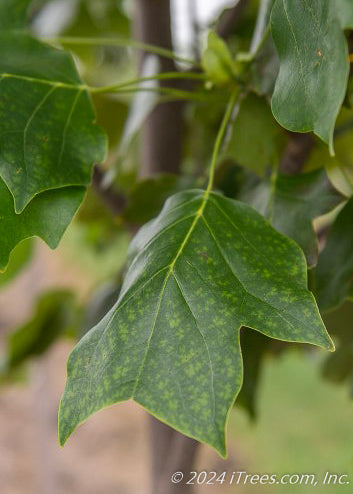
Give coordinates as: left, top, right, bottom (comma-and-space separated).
226, 93, 286, 175
1, 0, 353, 460
1, 290, 78, 375
0, 33, 107, 212
336, 0, 353, 29
0, 178, 85, 270
202, 32, 239, 86
0, 239, 33, 287
237, 329, 270, 418
59, 189, 332, 456
271, 0, 350, 152
123, 174, 182, 224
322, 302, 353, 386
0, 0, 31, 29
315, 198, 353, 312
244, 169, 345, 267
0, 1, 107, 267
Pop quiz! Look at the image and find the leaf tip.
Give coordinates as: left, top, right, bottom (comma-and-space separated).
58, 394, 74, 447
328, 133, 335, 157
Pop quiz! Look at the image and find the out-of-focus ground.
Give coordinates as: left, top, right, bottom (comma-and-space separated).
0, 238, 353, 494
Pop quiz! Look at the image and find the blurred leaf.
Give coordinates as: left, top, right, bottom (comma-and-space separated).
226, 93, 286, 176
0, 239, 33, 288
202, 31, 237, 86
214, 161, 247, 199
60, 189, 332, 456
82, 281, 121, 337
58, 0, 130, 67
0, 178, 85, 271
305, 107, 353, 196
250, 38, 279, 96
315, 197, 353, 311
123, 174, 182, 224
336, 0, 353, 29
0, 0, 31, 29
67, 0, 130, 37
271, 0, 349, 152
92, 95, 129, 147
322, 302, 353, 385
237, 329, 269, 418
76, 187, 112, 223
60, 221, 129, 282
243, 169, 344, 267
1, 290, 78, 375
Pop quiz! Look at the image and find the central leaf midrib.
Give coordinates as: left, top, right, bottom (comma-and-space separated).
132, 190, 211, 398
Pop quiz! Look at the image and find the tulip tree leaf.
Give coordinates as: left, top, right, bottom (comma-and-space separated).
0, 32, 107, 212
315, 197, 353, 312
271, 0, 349, 152
0, 177, 85, 271
59, 189, 333, 457
244, 169, 345, 267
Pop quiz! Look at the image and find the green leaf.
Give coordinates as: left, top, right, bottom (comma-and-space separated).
244, 169, 345, 267
202, 31, 236, 86
271, 0, 349, 152
305, 107, 353, 196
0, 239, 33, 287
0, 32, 107, 212
237, 329, 269, 418
315, 197, 353, 312
1, 290, 76, 375
336, 0, 353, 29
322, 302, 353, 384
0, 177, 85, 271
226, 93, 286, 176
123, 174, 182, 224
59, 189, 333, 456
0, 0, 31, 29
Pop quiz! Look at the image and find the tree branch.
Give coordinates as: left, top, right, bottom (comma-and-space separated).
279, 133, 315, 175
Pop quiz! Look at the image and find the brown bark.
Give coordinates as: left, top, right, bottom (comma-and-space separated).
134, 0, 185, 177
279, 133, 314, 174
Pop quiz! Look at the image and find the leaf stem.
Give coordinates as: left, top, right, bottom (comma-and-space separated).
207, 91, 239, 192
90, 72, 207, 94
267, 164, 279, 222
42, 36, 200, 67
90, 85, 210, 102
250, 0, 273, 56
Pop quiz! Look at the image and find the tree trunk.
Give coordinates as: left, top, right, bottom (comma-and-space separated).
134, 0, 185, 178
